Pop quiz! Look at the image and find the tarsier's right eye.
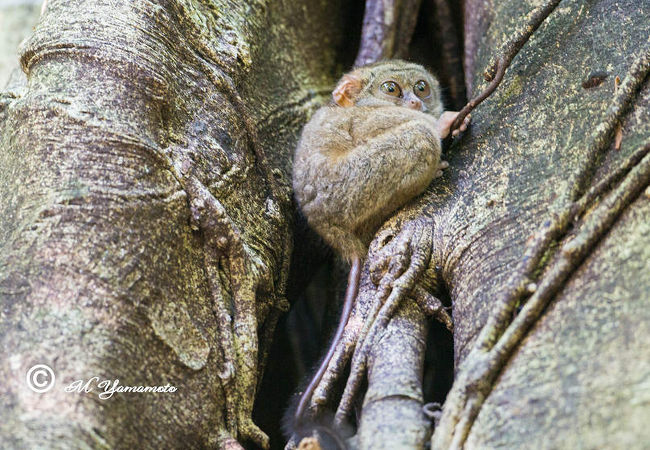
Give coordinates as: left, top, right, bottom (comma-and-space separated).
414, 80, 431, 98
380, 81, 402, 97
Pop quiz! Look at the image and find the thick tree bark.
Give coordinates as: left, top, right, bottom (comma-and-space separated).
432, 1, 649, 447
1, 0, 648, 449
0, 0, 355, 448
300, 0, 649, 449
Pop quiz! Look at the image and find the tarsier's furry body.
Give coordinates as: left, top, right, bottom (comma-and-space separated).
294, 60, 448, 261
291, 59, 468, 433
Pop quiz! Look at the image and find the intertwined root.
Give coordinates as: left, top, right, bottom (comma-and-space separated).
186, 175, 276, 450
300, 217, 452, 431
432, 41, 650, 450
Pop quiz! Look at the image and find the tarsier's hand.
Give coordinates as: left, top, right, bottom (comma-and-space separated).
438, 111, 472, 138
435, 160, 450, 179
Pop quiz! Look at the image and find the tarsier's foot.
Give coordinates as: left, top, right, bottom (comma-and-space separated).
438, 111, 472, 138
335, 218, 438, 422
452, 113, 471, 137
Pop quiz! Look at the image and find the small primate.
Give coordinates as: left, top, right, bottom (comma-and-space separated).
291, 60, 468, 432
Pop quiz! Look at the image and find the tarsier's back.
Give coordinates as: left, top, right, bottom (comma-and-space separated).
292, 60, 445, 262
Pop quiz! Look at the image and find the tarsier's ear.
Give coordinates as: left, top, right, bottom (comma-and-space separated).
332, 74, 362, 107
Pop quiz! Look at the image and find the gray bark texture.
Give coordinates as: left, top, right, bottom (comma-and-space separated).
0, 0, 648, 449
0, 0, 353, 448
434, 0, 649, 447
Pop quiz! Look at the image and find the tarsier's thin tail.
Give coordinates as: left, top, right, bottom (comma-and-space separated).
294, 257, 362, 425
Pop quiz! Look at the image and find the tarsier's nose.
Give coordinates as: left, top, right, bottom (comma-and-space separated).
407, 98, 423, 110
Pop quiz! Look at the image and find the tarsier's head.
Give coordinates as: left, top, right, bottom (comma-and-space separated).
332, 60, 443, 116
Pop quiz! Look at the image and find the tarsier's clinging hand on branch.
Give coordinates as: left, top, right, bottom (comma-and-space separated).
291, 60, 469, 428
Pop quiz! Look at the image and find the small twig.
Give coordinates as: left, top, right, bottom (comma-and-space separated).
450, 58, 507, 131
450, 0, 563, 132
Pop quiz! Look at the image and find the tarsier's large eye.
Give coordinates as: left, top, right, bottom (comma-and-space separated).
414, 80, 431, 98
380, 81, 402, 97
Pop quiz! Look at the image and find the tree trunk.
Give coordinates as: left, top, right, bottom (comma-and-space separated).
431, 0, 649, 447
0, 0, 357, 448
1, 0, 648, 449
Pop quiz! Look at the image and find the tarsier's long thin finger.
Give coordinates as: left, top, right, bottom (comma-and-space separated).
386, 231, 413, 276
335, 276, 422, 424
356, 221, 426, 364
369, 225, 414, 284
360, 228, 431, 362
461, 114, 471, 131
356, 227, 415, 359
312, 296, 367, 404
310, 253, 394, 408
310, 264, 397, 412
452, 113, 472, 136
365, 235, 430, 340
369, 250, 392, 285
335, 351, 367, 424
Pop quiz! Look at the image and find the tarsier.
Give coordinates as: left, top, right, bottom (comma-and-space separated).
291, 60, 469, 429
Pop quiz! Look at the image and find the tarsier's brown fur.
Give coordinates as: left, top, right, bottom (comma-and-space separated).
291, 59, 468, 431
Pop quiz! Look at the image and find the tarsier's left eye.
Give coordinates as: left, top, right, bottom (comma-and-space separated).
414, 80, 431, 98
380, 81, 402, 97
